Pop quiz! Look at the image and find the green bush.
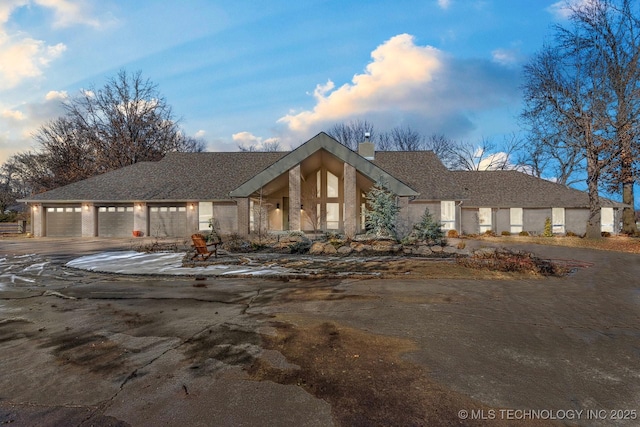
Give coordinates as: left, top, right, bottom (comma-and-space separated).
519, 231, 530, 237
413, 208, 445, 245
501, 231, 511, 236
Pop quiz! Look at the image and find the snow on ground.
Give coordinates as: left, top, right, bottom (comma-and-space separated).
65, 251, 293, 276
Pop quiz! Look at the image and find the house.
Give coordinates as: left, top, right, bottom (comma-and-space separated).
19, 132, 625, 238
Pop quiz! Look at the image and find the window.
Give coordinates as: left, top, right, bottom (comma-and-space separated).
326, 203, 340, 229
510, 208, 523, 233
327, 171, 339, 198
601, 207, 614, 233
440, 201, 455, 230
552, 207, 565, 233
199, 202, 213, 231
478, 208, 492, 233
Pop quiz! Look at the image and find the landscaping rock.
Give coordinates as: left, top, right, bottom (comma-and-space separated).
309, 242, 325, 255
322, 244, 338, 254
431, 246, 443, 253
443, 246, 458, 254
337, 246, 353, 255
350, 242, 371, 253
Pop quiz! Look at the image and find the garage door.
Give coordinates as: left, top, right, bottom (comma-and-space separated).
46, 206, 82, 237
98, 206, 134, 237
149, 206, 187, 237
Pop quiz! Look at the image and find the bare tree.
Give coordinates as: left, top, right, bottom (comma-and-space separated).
379, 126, 424, 151
13, 70, 205, 194
64, 70, 204, 172
448, 138, 521, 171
523, 0, 640, 235
238, 140, 282, 152
522, 43, 612, 238
327, 120, 375, 150
519, 113, 586, 186
424, 133, 458, 169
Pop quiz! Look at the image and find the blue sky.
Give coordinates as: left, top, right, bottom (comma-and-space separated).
0, 0, 576, 163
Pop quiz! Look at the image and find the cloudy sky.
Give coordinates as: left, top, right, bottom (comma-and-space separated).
0, 0, 574, 164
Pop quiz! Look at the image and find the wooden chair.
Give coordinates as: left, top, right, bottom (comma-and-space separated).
191, 233, 220, 260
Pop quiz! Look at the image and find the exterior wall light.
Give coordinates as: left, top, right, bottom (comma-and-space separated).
32, 206, 38, 212
189, 204, 195, 210
276, 203, 280, 210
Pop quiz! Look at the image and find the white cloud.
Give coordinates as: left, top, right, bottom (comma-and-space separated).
0, 34, 67, 89
34, 0, 103, 28
0, 91, 67, 163
277, 33, 520, 143
0, 1, 107, 90
1, 109, 25, 120
278, 34, 443, 133
194, 130, 206, 139
437, 0, 451, 10
547, 0, 594, 20
491, 48, 519, 66
232, 131, 281, 150
45, 90, 68, 100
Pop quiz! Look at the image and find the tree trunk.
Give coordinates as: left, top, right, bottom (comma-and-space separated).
621, 182, 638, 234
585, 143, 602, 239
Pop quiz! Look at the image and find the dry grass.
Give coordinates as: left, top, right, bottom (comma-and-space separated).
475, 235, 640, 254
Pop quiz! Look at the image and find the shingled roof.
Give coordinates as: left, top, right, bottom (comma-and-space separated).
22, 151, 287, 202
452, 170, 625, 208
372, 151, 464, 200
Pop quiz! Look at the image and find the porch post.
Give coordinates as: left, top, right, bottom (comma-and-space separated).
289, 165, 301, 231
32, 204, 44, 237
343, 162, 357, 238
134, 202, 148, 237
81, 203, 97, 237
236, 198, 250, 237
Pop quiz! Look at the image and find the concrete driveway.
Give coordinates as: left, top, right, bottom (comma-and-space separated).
0, 238, 638, 426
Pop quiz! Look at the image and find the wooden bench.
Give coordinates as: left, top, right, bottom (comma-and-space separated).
191, 233, 220, 260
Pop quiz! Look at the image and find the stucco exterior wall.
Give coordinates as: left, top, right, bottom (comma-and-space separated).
461, 208, 479, 235
524, 208, 551, 234
211, 202, 238, 235
566, 208, 589, 235
495, 208, 510, 234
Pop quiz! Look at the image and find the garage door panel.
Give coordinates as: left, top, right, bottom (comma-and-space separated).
46, 207, 81, 237
98, 206, 134, 237
150, 206, 187, 237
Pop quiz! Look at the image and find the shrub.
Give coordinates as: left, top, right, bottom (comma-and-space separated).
519, 231, 530, 237
543, 217, 553, 237
457, 248, 568, 276
483, 229, 497, 237
501, 231, 511, 236
363, 179, 401, 238
565, 231, 579, 237
447, 229, 459, 238
289, 240, 311, 254
413, 208, 445, 245
457, 241, 466, 249
601, 231, 612, 238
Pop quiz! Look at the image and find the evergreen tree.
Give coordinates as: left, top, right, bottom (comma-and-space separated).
364, 179, 400, 238
413, 208, 445, 245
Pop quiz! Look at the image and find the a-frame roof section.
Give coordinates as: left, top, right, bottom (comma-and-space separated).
229, 132, 419, 197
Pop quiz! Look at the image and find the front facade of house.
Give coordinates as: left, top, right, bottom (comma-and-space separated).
21, 133, 625, 238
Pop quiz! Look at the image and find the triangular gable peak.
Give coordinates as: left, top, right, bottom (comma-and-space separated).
229, 132, 418, 197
